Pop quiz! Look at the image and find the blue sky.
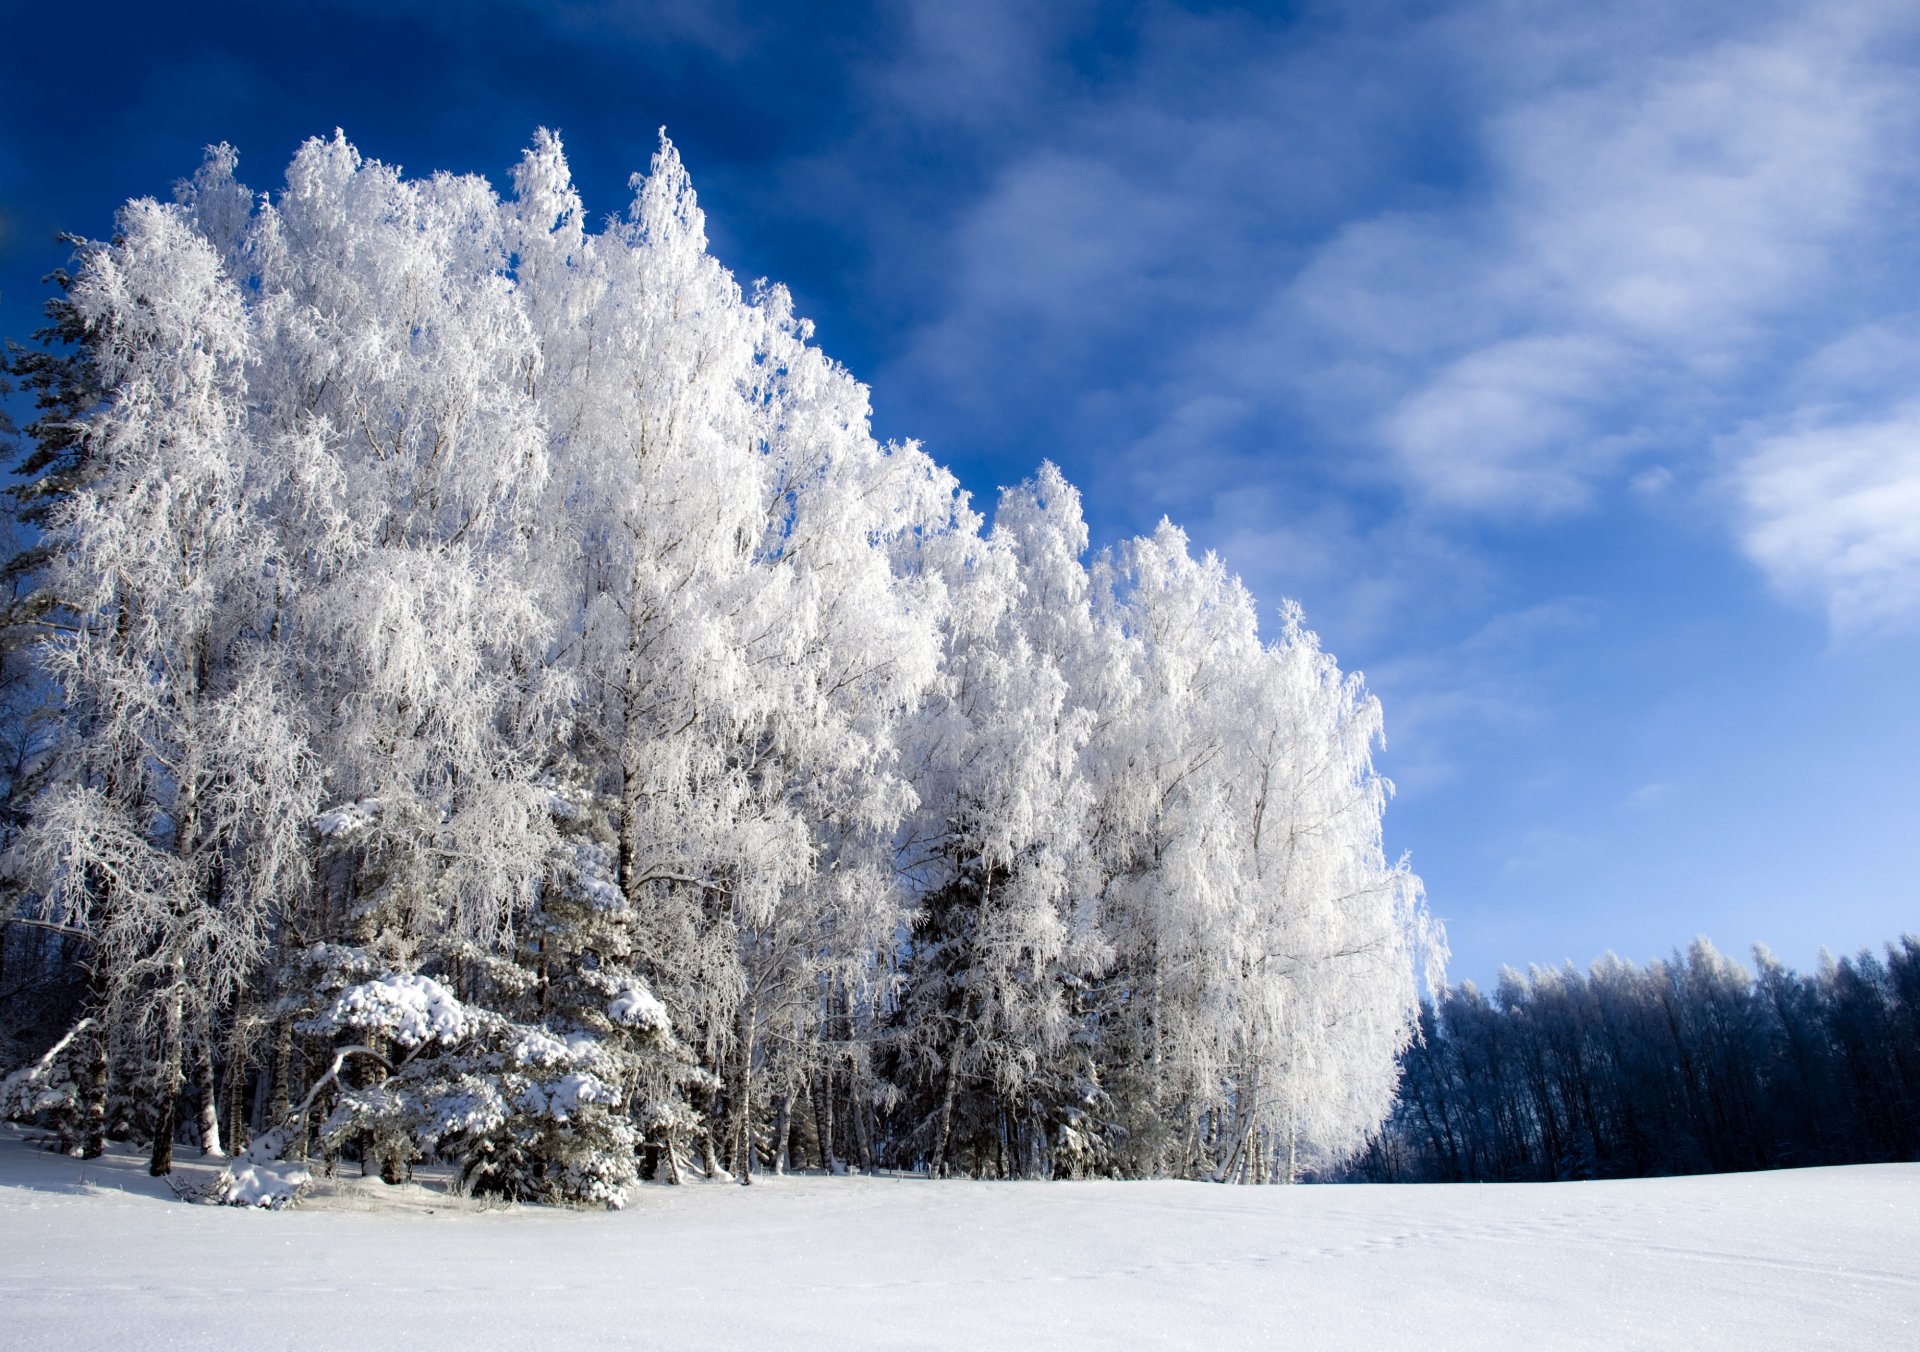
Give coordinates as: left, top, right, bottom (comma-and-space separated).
4, 0, 1916, 986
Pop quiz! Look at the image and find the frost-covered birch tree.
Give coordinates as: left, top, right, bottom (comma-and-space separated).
12, 200, 315, 1173
1080, 524, 1435, 1180
891, 465, 1103, 1177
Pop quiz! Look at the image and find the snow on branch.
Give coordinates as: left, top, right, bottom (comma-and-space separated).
310, 974, 471, 1049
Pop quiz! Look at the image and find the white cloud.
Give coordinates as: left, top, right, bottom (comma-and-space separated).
893, 149, 1209, 407
1626, 782, 1675, 809
1198, 485, 1494, 655
1735, 407, 1920, 632
1381, 335, 1633, 510
874, 0, 1090, 128
1284, 6, 1917, 517
1629, 465, 1675, 497
1487, 37, 1877, 342
1501, 825, 1592, 878
798, 0, 1920, 632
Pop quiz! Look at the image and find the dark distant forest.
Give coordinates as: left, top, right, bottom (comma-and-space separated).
1348, 936, 1920, 1183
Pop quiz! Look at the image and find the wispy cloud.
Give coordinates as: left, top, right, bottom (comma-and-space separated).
1626, 782, 1675, 810
1501, 825, 1593, 878
1379, 335, 1635, 511
1362, 598, 1599, 798
824, 0, 1920, 632
871, 0, 1093, 129
1283, 3, 1919, 520
1734, 407, 1920, 633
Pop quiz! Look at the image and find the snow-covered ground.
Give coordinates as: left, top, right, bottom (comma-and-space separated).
1, 1126, 1913, 1350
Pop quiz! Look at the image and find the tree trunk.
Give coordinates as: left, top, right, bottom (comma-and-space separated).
931, 990, 974, 1179
734, 990, 756, 1185
770, 1092, 792, 1176
855, 1084, 877, 1174
932, 1050, 963, 1178
661, 1124, 684, 1185
148, 968, 186, 1176
251, 1065, 270, 1140
148, 1078, 178, 1175
224, 1041, 251, 1155
269, 1017, 293, 1123
816, 1067, 838, 1172
75, 1026, 108, 1160
615, 655, 646, 906
700, 1073, 725, 1179
196, 1033, 224, 1157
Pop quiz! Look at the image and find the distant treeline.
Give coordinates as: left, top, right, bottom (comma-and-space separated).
1349, 937, 1920, 1183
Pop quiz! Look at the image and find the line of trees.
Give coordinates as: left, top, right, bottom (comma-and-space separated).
0, 131, 1436, 1205
1349, 936, 1920, 1183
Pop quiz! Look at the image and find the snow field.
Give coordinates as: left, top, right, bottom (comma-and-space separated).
1, 1128, 1914, 1350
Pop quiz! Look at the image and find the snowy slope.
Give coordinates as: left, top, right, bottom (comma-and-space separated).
1, 1127, 1913, 1350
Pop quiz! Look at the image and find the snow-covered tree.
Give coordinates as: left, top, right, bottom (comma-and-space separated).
1077, 524, 1435, 1181
9, 199, 319, 1173
1, 130, 1438, 1194
890, 465, 1103, 1177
